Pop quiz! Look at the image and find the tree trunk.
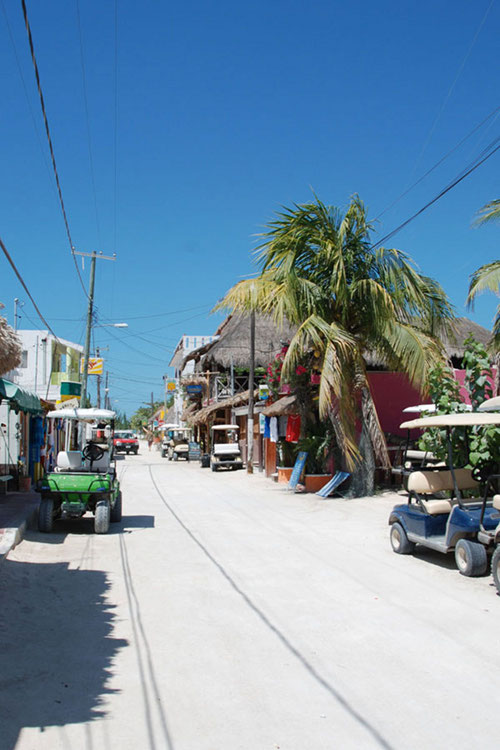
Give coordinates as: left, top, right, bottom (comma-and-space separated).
348, 422, 375, 497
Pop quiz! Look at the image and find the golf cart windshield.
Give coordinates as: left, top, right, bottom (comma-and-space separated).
212, 425, 239, 444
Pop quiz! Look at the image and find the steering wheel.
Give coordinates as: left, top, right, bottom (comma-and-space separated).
82, 443, 105, 462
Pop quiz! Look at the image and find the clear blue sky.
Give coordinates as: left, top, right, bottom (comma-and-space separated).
1, 0, 499, 414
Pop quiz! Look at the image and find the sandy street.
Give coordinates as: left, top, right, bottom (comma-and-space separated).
1, 444, 500, 750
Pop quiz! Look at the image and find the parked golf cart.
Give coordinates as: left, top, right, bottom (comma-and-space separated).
389, 412, 500, 577
474, 397, 500, 592
162, 425, 191, 460
210, 424, 243, 471
36, 408, 122, 534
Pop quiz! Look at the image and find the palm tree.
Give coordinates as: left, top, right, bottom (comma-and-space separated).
467, 261, 500, 347
216, 195, 454, 479
475, 199, 500, 226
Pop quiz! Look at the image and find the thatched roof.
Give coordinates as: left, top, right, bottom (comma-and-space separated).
191, 388, 258, 425
0, 309, 21, 375
442, 317, 492, 359
261, 394, 298, 417
183, 313, 296, 372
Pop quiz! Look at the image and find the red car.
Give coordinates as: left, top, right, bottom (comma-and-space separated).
113, 431, 139, 455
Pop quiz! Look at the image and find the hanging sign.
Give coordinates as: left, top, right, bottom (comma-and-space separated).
80, 358, 104, 375
166, 380, 177, 392
258, 384, 269, 400
55, 397, 80, 410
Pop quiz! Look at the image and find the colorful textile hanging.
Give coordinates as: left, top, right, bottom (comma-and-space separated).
285, 414, 301, 443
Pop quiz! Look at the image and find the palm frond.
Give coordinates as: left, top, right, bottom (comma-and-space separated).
474, 199, 500, 226
467, 261, 500, 308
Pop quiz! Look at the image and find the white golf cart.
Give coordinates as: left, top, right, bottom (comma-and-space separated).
162, 425, 191, 460
210, 424, 243, 472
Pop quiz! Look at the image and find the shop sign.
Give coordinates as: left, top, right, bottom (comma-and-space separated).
55, 397, 80, 410
258, 384, 269, 400
186, 384, 202, 394
80, 358, 104, 375
188, 441, 201, 460
166, 380, 177, 392
259, 413, 266, 433
288, 451, 308, 490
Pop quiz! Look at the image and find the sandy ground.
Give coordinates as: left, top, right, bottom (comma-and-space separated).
1, 444, 499, 750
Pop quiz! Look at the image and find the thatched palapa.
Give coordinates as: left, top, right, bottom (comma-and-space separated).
0, 306, 22, 375
191, 388, 258, 425
261, 394, 298, 417
183, 313, 296, 372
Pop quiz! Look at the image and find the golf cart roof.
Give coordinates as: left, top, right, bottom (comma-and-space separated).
46, 408, 116, 421
402, 403, 472, 414
211, 424, 239, 430
400, 413, 500, 430
402, 404, 436, 413
478, 396, 500, 412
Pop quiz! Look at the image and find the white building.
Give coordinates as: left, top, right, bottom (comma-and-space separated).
168, 334, 217, 422
7, 330, 84, 403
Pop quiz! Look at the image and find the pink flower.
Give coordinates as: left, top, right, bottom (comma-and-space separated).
295, 365, 307, 376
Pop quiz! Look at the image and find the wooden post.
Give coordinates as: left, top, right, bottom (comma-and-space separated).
247, 311, 255, 474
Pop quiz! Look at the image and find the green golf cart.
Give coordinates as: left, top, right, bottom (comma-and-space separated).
37, 408, 122, 534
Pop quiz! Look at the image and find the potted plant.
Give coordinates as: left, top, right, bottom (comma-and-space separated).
296, 430, 335, 492
276, 439, 296, 484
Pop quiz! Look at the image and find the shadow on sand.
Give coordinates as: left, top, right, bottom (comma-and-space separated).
0, 555, 128, 749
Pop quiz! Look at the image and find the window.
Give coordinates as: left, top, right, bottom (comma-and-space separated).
21, 350, 28, 368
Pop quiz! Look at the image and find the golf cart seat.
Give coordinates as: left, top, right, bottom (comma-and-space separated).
84, 450, 110, 472
407, 468, 479, 515
55, 451, 82, 472
492, 495, 500, 511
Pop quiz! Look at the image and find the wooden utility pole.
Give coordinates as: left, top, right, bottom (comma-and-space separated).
247, 311, 255, 474
75, 250, 116, 407
96, 346, 101, 408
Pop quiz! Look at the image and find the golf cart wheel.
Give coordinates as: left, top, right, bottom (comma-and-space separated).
211, 464, 217, 472
454, 539, 488, 577
95, 499, 110, 534
174, 453, 178, 461
110, 491, 122, 523
161, 450, 166, 457
38, 498, 54, 533
491, 546, 500, 594
390, 522, 415, 554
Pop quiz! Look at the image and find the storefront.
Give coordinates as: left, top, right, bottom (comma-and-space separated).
0, 378, 44, 491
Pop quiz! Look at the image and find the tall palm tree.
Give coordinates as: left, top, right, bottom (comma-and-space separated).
467, 261, 500, 347
469, 201, 500, 348
217, 196, 454, 475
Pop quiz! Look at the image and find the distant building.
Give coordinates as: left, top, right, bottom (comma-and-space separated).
7, 330, 83, 403
168, 334, 217, 423
169, 335, 218, 377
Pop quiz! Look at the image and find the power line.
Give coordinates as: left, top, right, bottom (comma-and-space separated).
375, 104, 500, 220
409, 0, 496, 178
0, 0, 56, 198
20, 0, 88, 298
75, 0, 101, 244
0, 235, 59, 339
374, 137, 500, 248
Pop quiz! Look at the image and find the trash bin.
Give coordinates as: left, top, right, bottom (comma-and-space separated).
200, 453, 210, 468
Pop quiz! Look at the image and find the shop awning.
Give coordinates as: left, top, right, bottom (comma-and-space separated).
0, 378, 43, 415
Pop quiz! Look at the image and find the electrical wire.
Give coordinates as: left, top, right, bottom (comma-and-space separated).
0, 235, 59, 339
375, 103, 500, 220
20, 0, 88, 298
409, 0, 496, 178
374, 137, 500, 248
0, 0, 56, 199
75, 0, 101, 244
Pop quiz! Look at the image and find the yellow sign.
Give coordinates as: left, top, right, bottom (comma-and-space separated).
166, 380, 176, 392
80, 357, 104, 375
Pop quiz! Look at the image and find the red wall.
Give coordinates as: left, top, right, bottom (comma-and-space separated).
368, 369, 497, 440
